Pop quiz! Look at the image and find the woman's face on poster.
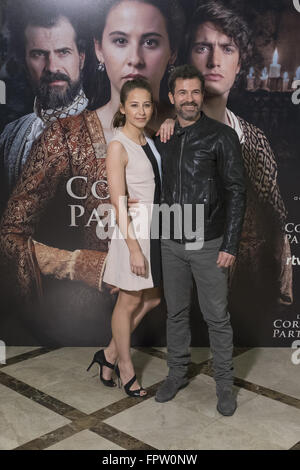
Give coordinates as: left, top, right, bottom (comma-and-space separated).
94, 0, 175, 100
189, 21, 241, 97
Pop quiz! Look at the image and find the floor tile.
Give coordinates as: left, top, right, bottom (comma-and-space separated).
218, 394, 300, 449
104, 398, 216, 450
46, 430, 123, 450
5, 347, 41, 361
170, 420, 284, 450
1, 347, 298, 450
233, 348, 292, 387
2, 348, 168, 414
272, 375, 300, 400
233, 348, 300, 399
106, 388, 289, 450
0, 384, 70, 450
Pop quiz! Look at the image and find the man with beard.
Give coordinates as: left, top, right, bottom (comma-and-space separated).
155, 65, 246, 416
158, 1, 293, 345
0, 1, 113, 346
0, 0, 88, 214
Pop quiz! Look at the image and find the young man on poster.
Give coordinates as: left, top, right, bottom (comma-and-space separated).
0, 0, 88, 214
159, 1, 293, 344
155, 65, 246, 416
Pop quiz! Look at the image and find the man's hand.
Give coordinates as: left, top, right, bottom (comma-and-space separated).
156, 118, 175, 143
217, 251, 236, 268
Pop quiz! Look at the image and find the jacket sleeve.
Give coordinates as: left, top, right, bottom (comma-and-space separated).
0, 120, 71, 301
253, 128, 287, 229
245, 126, 292, 303
217, 127, 246, 256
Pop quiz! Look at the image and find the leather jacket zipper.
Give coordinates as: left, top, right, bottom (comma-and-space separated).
178, 133, 186, 205
208, 177, 213, 220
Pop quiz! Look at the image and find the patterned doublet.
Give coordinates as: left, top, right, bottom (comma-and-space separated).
0, 110, 109, 300
238, 116, 287, 228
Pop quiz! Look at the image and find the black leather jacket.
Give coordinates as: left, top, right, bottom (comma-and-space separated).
157, 112, 246, 256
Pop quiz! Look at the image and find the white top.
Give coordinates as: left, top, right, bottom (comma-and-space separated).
23, 117, 47, 167
146, 136, 162, 181
226, 108, 245, 144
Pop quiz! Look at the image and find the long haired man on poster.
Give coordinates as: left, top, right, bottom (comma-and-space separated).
158, 1, 293, 344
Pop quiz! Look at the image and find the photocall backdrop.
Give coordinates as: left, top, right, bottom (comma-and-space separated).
0, 0, 299, 347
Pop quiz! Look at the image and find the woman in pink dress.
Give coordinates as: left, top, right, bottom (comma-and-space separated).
103, 78, 162, 397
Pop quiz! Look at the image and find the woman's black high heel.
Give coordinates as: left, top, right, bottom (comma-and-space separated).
87, 350, 116, 387
115, 364, 147, 398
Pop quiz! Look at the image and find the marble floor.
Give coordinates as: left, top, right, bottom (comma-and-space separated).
0, 346, 299, 450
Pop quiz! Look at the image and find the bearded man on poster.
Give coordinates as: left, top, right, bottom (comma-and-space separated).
0, 0, 88, 215
0, 0, 111, 345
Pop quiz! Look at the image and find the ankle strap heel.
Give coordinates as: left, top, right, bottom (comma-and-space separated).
115, 365, 147, 398
86, 349, 116, 388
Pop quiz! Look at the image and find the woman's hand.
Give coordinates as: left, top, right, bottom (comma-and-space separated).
156, 118, 176, 143
130, 249, 147, 277
127, 197, 139, 208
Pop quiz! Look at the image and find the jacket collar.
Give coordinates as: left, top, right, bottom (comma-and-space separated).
174, 111, 206, 136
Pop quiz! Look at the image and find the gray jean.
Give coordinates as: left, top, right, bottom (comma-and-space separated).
161, 237, 234, 387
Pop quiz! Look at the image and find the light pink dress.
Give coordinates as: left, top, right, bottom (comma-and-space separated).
103, 129, 161, 291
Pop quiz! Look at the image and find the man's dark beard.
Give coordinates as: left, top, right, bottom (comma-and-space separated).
175, 101, 202, 122
34, 71, 82, 109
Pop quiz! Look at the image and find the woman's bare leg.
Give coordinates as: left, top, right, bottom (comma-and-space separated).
103, 288, 161, 382
110, 289, 145, 394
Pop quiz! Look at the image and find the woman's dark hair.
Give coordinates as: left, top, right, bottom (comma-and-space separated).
112, 77, 154, 128
6, 0, 88, 63
168, 64, 205, 95
92, 0, 185, 54
86, 0, 185, 109
185, 0, 254, 87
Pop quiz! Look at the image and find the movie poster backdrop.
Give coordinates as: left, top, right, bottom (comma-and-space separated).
0, 0, 299, 346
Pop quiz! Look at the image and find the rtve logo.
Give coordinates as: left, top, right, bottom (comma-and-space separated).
286, 256, 300, 265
